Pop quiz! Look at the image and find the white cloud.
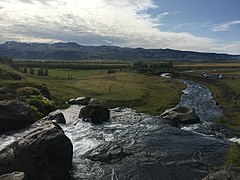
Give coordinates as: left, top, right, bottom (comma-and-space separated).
0, 0, 239, 54
212, 20, 240, 32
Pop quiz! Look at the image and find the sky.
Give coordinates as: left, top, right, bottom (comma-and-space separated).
0, 0, 239, 54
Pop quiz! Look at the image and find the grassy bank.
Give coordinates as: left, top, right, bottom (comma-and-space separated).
0, 64, 185, 115
177, 62, 240, 132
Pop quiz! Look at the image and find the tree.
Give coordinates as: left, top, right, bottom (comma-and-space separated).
23, 66, 28, 73
29, 67, 35, 75
37, 67, 44, 76
43, 67, 48, 76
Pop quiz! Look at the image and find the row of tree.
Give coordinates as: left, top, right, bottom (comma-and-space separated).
132, 60, 175, 74
14, 61, 129, 70
22, 67, 48, 76
0, 56, 13, 64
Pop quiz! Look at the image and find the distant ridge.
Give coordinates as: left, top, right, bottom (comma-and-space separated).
0, 41, 239, 61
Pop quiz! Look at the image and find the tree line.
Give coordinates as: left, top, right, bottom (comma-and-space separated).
22, 66, 48, 76
0, 56, 13, 64
14, 61, 129, 70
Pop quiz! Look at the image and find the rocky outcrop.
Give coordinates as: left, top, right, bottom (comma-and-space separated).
0, 122, 73, 180
161, 106, 200, 124
202, 167, 240, 180
79, 105, 110, 124
0, 172, 27, 180
0, 100, 37, 133
43, 111, 66, 124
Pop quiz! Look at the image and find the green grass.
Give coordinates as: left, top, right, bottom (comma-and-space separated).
25, 71, 185, 115
47, 69, 107, 79
0, 65, 185, 115
226, 143, 240, 167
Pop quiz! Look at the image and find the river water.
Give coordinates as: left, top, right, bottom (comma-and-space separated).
0, 81, 232, 180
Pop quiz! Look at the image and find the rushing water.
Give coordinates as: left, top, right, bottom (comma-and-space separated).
0, 81, 233, 180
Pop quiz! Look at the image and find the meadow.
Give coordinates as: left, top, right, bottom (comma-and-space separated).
0, 63, 185, 115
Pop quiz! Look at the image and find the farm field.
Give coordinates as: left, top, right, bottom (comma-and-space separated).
0, 64, 185, 115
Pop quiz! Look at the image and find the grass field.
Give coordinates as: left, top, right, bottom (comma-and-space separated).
0, 65, 185, 115
43, 68, 107, 79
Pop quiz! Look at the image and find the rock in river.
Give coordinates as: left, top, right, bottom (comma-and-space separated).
79, 105, 110, 124
0, 122, 73, 180
0, 100, 37, 133
43, 111, 66, 124
161, 106, 200, 124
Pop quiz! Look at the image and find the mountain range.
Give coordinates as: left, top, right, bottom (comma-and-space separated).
0, 41, 239, 61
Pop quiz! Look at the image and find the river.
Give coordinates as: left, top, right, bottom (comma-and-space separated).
0, 80, 233, 180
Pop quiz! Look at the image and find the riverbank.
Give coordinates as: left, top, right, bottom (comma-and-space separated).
180, 71, 240, 133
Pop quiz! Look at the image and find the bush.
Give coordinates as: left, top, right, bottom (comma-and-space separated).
107, 69, 115, 74
16, 87, 41, 97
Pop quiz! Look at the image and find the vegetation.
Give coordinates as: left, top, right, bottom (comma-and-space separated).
226, 143, 240, 167
0, 60, 185, 116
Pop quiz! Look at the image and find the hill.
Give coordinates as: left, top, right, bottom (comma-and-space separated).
0, 41, 239, 61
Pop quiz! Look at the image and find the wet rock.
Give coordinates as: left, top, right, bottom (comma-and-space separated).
0, 122, 73, 180
0, 171, 27, 180
76, 97, 91, 105
0, 100, 37, 133
79, 105, 110, 124
68, 98, 77, 105
86, 143, 131, 163
161, 106, 200, 124
43, 111, 66, 124
202, 167, 240, 180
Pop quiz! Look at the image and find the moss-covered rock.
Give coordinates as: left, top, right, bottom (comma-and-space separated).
16, 87, 41, 97
27, 96, 55, 117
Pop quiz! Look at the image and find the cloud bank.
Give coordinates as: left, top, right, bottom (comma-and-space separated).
0, 0, 239, 54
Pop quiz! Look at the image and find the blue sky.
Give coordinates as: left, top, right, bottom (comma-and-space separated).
0, 0, 239, 54
153, 0, 240, 42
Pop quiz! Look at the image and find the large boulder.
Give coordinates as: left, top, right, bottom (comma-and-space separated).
0, 172, 27, 180
0, 100, 37, 133
79, 105, 110, 124
43, 111, 66, 124
0, 122, 73, 180
161, 106, 200, 124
